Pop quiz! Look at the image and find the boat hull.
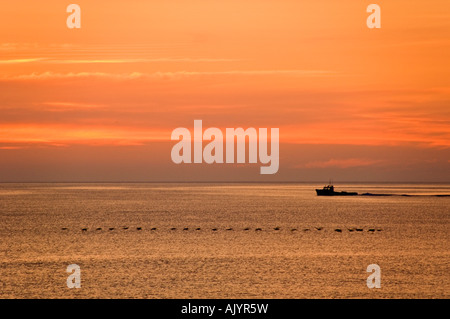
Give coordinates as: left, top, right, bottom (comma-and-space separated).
316, 189, 358, 196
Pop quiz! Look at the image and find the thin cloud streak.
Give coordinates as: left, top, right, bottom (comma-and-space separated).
300, 158, 384, 169
48, 58, 239, 64
0, 124, 168, 146
0, 58, 44, 64
1, 72, 145, 80
39, 102, 106, 111
1, 70, 335, 81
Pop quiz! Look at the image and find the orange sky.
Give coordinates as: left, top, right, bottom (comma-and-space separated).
0, 0, 449, 181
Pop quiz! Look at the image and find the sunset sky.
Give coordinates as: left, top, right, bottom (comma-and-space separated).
0, 0, 449, 182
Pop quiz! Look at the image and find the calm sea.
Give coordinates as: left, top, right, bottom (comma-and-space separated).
0, 183, 449, 298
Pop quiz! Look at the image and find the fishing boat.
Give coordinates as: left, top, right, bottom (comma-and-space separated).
315, 184, 358, 196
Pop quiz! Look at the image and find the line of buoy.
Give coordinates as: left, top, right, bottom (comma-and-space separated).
66, 227, 382, 232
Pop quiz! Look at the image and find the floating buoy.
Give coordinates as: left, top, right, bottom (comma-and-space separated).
335, 229, 342, 233
136, 227, 142, 231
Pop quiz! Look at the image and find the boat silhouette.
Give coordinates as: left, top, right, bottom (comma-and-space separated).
315, 184, 358, 196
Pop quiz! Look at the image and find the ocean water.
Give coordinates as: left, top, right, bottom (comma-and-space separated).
0, 183, 449, 299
